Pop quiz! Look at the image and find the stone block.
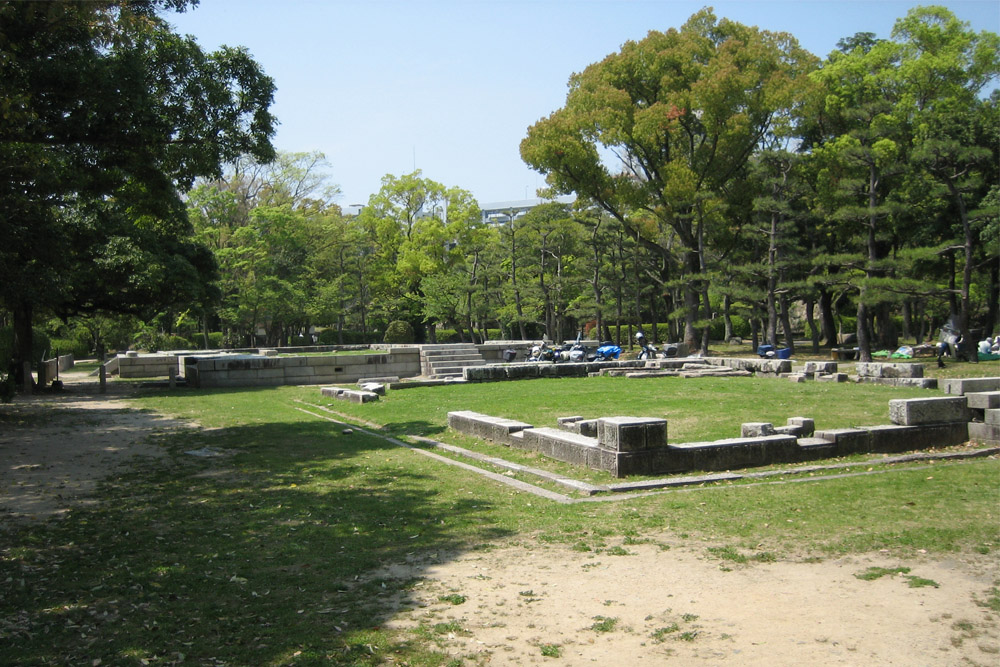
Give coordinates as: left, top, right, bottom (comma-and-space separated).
597, 417, 668, 452
968, 421, 1000, 444
667, 435, 799, 472
966, 392, 1000, 410
741, 422, 775, 437
813, 428, 870, 455
889, 396, 968, 425
783, 417, 815, 438
447, 411, 532, 444
804, 361, 838, 375
505, 364, 537, 379
986, 409, 1000, 425
855, 377, 938, 389
856, 362, 924, 379
867, 422, 967, 453
816, 372, 849, 383
787, 373, 807, 383
940, 377, 1000, 395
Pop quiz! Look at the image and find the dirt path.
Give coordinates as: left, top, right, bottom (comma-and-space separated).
0, 372, 188, 521
1, 374, 997, 665
378, 539, 999, 665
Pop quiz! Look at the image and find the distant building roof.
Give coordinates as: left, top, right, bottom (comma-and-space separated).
480, 196, 575, 211
480, 196, 576, 224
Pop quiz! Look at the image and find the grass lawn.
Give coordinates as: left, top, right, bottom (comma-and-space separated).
1, 364, 997, 665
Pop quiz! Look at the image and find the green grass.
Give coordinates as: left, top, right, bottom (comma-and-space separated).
289, 375, 943, 444
1, 380, 997, 666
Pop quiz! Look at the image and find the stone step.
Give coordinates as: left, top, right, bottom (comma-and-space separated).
423, 349, 483, 358
968, 421, 1000, 444
433, 364, 482, 375
420, 344, 480, 352
426, 354, 484, 365
797, 437, 836, 450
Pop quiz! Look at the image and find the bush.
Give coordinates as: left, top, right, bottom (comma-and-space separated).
0, 326, 51, 368
383, 320, 415, 344
207, 332, 225, 349
316, 328, 378, 345
48, 336, 91, 360
163, 334, 191, 351
707, 315, 751, 341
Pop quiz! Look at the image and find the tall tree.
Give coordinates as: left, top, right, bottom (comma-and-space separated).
521, 9, 815, 351
0, 0, 275, 382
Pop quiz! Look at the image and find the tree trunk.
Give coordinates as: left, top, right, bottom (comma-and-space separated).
779, 294, 795, 354
806, 298, 820, 353
11, 299, 34, 390
723, 294, 733, 342
682, 251, 700, 350
818, 287, 837, 347
857, 301, 872, 363
750, 315, 760, 354
875, 303, 898, 352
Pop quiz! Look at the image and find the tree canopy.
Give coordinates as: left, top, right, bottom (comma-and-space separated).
0, 0, 275, 378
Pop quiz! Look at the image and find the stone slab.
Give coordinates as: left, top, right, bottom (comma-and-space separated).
889, 396, 969, 425
813, 428, 870, 455
741, 422, 775, 437
866, 422, 968, 452
667, 434, 799, 471
856, 362, 924, 379
855, 377, 938, 389
968, 421, 1000, 444
447, 410, 533, 443
966, 391, 1000, 410
940, 377, 1000, 395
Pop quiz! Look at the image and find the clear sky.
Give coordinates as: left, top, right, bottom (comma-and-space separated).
167, 0, 999, 210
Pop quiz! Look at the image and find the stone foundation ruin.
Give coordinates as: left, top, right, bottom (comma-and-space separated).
448, 386, 999, 477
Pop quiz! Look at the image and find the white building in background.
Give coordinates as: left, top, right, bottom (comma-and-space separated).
480, 196, 576, 226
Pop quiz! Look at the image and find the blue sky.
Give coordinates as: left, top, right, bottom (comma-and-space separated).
168, 0, 1000, 210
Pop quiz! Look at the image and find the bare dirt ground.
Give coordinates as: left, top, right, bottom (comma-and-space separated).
0, 371, 187, 521
1, 372, 998, 665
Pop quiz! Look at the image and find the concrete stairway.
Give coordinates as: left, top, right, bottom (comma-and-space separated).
420, 344, 485, 379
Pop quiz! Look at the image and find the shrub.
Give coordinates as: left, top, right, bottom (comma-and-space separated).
48, 337, 91, 360
0, 326, 51, 368
163, 334, 191, 351
383, 320, 415, 344
207, 332, 225, 349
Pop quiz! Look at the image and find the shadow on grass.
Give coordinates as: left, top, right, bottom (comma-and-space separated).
0, 405, 515, 665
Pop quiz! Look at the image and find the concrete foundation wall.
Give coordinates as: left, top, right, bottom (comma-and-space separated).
118, 354, 182, 378
187, 349, 421, 387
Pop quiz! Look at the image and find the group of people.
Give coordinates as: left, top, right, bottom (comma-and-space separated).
978, 336, 1000, 356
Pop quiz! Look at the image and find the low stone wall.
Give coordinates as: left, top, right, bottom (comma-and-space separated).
700, 357, 793, 375
39, 354, 74, 384
462, 359, 645, 381
118, 353, 182, 378
448, 391, 977, 477
185, 349, 421, 388
941, 377, 1000, 395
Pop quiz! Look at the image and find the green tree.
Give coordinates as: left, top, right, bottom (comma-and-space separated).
521, 9, 816, 351
0, 0, 275, 382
